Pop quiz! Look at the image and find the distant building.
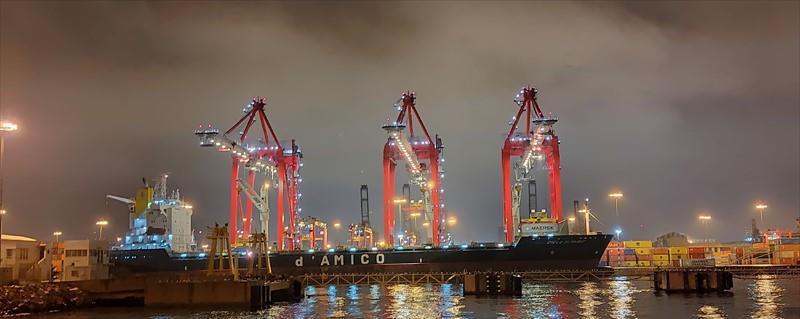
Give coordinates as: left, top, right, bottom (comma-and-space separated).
61, 240, 110, 281
1, 234, 44, 283
654, 232, 690, 247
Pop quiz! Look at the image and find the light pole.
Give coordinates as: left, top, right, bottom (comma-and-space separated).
698, 215, 711, 241
755, 203, 768, 229
614, 228, 622, 241
332, 222, 341, 247
96, 220, 109, 240
393, 198, 407, 240
0, 121, 19, 268
608, 192, 623, 217
0, 210, 5, 267
53, 231, 62, 243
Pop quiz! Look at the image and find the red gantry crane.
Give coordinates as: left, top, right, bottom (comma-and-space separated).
382, 92, 445, 246
195, 97, 302, 250
501, 86, 562, 243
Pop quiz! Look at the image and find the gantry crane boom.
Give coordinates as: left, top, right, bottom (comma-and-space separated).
501, 86, 562, 243
195, 97, 302, 250
382, 91, 445, 246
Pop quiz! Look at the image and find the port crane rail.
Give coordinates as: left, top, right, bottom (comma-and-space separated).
502, 87, 563, 243
195, 97, 302, 250
382, 92, 445, 246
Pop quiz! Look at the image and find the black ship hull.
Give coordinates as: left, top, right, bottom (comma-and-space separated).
111, 234, 612, 276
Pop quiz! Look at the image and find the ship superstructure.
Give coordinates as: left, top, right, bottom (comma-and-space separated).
113, 174, 196, 253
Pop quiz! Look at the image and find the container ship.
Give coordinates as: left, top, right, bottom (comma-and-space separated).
109, 177, 611, 276
111, 234, 612, 275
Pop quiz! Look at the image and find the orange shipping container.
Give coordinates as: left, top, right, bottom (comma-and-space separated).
624, 255, 637, 261
608, 248, 624, 256
607, 241, 624, 248
637, 254, 653, 261
779, 244, 800, 252
688, 247, 705, 254
779, 258, 797, 265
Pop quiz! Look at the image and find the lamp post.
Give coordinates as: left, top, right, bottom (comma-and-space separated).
698, 215, 712, 241
608, 192, 623, 217
96, 220, 109, 240
755, 203, 768, 229
0, 121, 19, 267
393, 198, 407, 240
0, 210, 5, 267
53, 231, 62, 242
614, 228, 622, 241
332, 222, 341, 247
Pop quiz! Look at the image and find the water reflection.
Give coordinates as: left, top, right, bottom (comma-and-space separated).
749, 275, 784, 319
607, 276, 638, 319
45, 278, 798, 319
520, 283, 561, 318
576, 281, 601, 318
696, 305, 725, 319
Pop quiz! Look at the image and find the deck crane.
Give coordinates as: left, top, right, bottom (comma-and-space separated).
195, 97, 302, 250
382, 91, 445, 246
501, 86, 563, 243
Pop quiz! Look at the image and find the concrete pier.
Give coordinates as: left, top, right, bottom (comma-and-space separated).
653, 270, 733, 292
463, 272, 522, 296
66, 276, 302, 308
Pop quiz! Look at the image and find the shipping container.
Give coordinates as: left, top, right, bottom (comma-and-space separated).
623, 248, 636, 255
624, 241, 653, 248
623, 261, 637, 267
607, 241, 624, 248
779, 251, 796, 258
652, 248, 669, 255
636, 254, 653, 261
670, 254, 689, 261
680, 258, 715, 267
607, 248, 624, 256
637, 261, 651, 267
668, 247, 688, 255
608, 255, 626, 262
635, 248, 651, 255
689, 253, 705, 260
624, 255, 637, 261
688, 247, 705, 254
653, 260, 670, 267
778, 258, 797, 265
779, 244, 800, 252
653, 255, 669, 261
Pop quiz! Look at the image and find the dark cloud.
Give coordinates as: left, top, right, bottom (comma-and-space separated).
0, 1, 797, 243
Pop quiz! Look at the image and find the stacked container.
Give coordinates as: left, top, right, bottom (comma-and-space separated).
777, 243, 800, 265
652, 247, 669, 267
668, 247, 689, 267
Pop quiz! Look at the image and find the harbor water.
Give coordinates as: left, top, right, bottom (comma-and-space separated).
31, 276, 800, 318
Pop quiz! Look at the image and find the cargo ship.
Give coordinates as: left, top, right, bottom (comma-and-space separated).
111, 234, 613, 275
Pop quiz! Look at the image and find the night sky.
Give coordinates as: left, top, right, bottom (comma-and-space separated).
0, 2, 797, 243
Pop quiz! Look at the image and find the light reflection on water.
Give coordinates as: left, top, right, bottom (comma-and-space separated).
748, 275, 785, 319
30, 278, 800, 319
